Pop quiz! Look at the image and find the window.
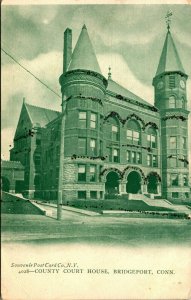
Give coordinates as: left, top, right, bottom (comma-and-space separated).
56, 145, 60, 161
107, 148, 112, 162
153, 155, 158, 167
147, 128, 157, 148
183, 175, 188, 186
147, 154, 152, 166
169, 96, 176, 108
78, 191, 86, 199
113, 149, 119, 163
169, 137, 177, 149
112, 125, 119, 141
127, 120, 141, 145
169, 75, 175, 89
99, 140, 103, 156
172, 192, 178, 199
126, 151, 130, 163
137, 152, 141, 164
100, 116, 103, 131
78, 138, 86, 155
78, 165, 86, 182
36, 138, 41, 146
169, 157, 177, 168
79, 111, 87, 128
90, 191, 97, 199
132, 151, 136, 164
182, 137, 186, 149
90, 165, 96, 182
171, 174, 178, 186
90, 113, 96, 129
90, 139, 96, 155
182, 156, 188, 168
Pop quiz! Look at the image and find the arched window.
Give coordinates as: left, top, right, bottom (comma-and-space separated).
126, 120, 141, 145
169, 96, 176, 108
181, 97, 185, 109
110, 118, 119, 141
147, 127, 157, 148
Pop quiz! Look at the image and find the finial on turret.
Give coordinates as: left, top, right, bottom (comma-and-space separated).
82, 24, 87, 30
165, 10, 173, 32
108, 66, 112, 80
23, 97, 26, 103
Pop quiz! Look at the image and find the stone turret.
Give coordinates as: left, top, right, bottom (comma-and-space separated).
152, 28, 190, 202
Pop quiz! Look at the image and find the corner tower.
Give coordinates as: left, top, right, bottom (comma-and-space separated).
59, 25, 107, 200
152, 18, 190, 202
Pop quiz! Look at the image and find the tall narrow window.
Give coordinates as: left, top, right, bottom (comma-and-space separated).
90, 165, 96, 182
183, 174, 188, 186
137, 152, 141, 164
171, 174, 178, 186
90, 113, 96, 129
169, 96, 176, 108
153, 155, 158, 167
78, 138, 86, 155
147, 127, 157, 148
99, 140, 103, 156
147, 154, 152, 166
132, 151, 136, 164
79, 111, 87, 128
90, 139, 96, 155
113, 149, 119, 163
126, 150, 130, 163
112, 125, 119, 141
169, 75, 175, 89
182, 137, 186, 149
78, 165, 86, 182
169, 137, 177, 149
126, 120, 141, 145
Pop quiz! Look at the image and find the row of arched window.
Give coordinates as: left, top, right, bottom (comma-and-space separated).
109, 118, 157, 148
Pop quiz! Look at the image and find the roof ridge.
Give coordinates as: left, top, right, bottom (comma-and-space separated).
25, 102, 60, 113
108, 79, 153, 107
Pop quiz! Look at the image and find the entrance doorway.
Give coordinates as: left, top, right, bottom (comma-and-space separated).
126, 171, 141, 194
147, 174, 158, 194
1, 177, 10, 192
105, 171, 119, 197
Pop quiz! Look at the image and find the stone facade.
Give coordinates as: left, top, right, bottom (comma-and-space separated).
9, 24, 190, 203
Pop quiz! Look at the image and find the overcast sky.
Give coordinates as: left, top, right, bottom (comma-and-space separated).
1, 4, 191, 160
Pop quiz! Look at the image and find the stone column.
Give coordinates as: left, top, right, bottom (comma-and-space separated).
118, 180, 126, 195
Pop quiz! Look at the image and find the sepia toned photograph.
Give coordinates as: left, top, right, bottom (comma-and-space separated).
1, 1, 191, 299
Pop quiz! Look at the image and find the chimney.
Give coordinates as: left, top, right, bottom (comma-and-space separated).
63, 28, 72, 73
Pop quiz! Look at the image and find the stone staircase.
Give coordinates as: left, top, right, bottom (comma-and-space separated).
128, 193, 191, 214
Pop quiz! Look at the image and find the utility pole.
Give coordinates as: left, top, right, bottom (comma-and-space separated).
57, 96, 66, 220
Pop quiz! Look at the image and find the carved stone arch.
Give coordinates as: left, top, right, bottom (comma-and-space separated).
103, 111, 124, 125
146, 171, 161, 183
125, 113, 145, 129
144, 122, 159, 132
122, 166, 146, 183
100, 167, 122, 182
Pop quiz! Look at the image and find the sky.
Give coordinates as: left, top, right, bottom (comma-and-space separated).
1, 4, 191, 161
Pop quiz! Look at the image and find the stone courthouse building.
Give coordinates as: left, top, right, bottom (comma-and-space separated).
10, 23, 190, 203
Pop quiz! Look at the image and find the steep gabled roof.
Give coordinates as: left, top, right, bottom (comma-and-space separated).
155, 30, 185, 76
107, 79, 153, 108
25, 103, 60, 127
68, 24, 101, 74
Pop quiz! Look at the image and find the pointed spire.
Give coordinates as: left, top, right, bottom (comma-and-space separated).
68, 25, 101, 74
23, 97, 26, 103
108, 66, 112, 79
155, 30, 185, 77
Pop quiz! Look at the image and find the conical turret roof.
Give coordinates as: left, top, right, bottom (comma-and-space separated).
155, 30, 185, 76
68, 24, 101, 74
